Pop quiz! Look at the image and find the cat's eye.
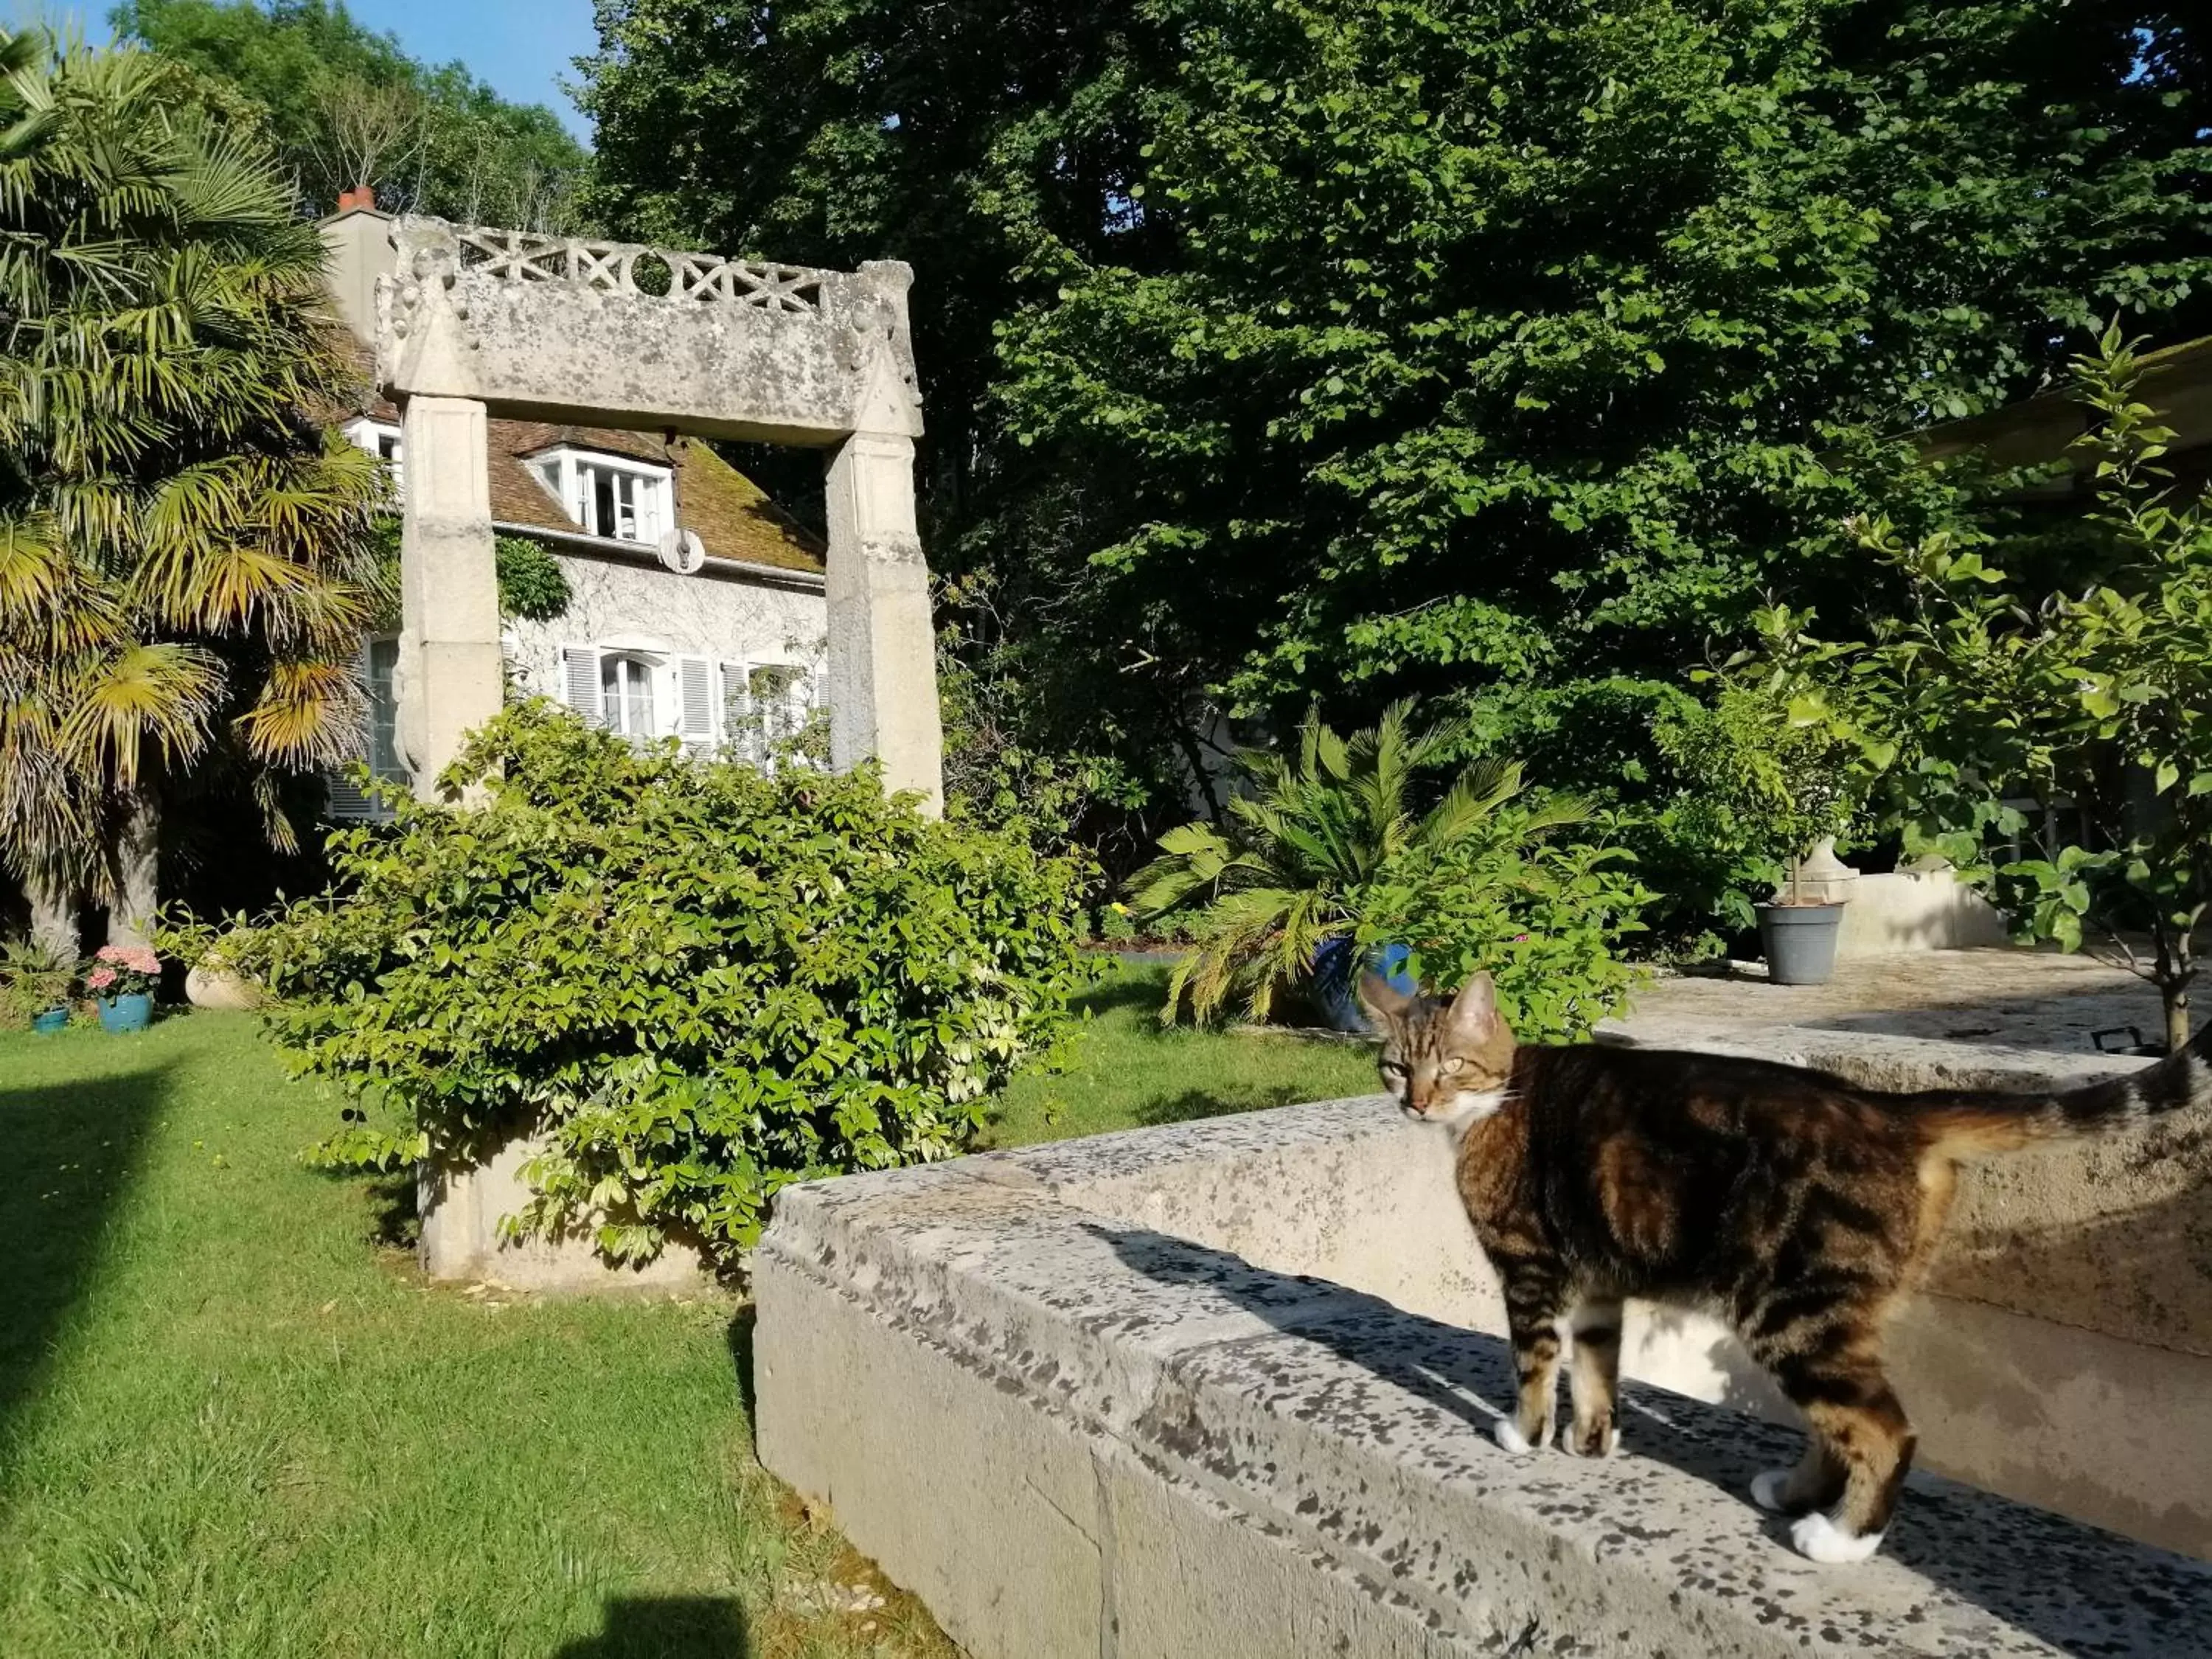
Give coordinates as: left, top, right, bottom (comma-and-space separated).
1442, 1056, 1465, 1074
1380, 1060, 1407, 1077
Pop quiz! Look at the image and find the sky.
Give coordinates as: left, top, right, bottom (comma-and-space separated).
6, 1, 601, 143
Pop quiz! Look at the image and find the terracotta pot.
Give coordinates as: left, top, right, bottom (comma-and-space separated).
186, 964, 262, 1012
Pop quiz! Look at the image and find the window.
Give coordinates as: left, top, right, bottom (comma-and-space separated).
343, 418, 404, 497
721, 661, 815, 768
327, 635, 408, 821
560, 644, 813, 764
529, 448, 673, 546
366, 636, 404, 782
599, 653, 657, 737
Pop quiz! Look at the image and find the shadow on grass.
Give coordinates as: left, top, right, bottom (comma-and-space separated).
1135, 1082, 1315, 1127
0, 1054, 170, 1461
361, 1168, 419, 1251
552, 1595, 750, 1658
726, 1303, 759, 1427
1071, 970, 1166, 1019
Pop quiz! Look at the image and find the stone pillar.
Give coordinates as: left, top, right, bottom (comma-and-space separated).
397, 394, 501, 798
823, 429, 945, 815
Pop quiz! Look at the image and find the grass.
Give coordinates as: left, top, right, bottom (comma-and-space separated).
983, 959, 1381, 1147
0, 959, 1371, 1658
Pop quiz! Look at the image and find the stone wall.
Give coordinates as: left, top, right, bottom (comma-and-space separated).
757, 1088, 2212, 1658
504, 547, 827, 698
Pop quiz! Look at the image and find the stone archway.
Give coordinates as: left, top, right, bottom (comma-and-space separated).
375, 218, 943, 810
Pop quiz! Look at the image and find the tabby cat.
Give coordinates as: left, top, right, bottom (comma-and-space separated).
1360, 970, 2211, 1564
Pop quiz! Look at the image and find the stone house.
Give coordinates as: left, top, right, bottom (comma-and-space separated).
319, 205, 830, 817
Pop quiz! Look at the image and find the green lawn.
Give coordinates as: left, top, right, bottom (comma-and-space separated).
984, 960, 1380, 1147
0, 960, 1371, 1658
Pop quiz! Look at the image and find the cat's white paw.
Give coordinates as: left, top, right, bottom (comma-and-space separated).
1492, 1415, 1537, 1455
1566, 1420, 1621, 1458
1750, 1470, 1791, 1512
1789, 1511, 1883, 1565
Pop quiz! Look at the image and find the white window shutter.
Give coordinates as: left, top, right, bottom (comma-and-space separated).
326, 642, 376, 820
676, 656, 714, 754
560, 645, 603, 726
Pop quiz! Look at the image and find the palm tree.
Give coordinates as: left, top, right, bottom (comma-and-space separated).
0, 30, 384, 954
1130, 700, 1589, 1022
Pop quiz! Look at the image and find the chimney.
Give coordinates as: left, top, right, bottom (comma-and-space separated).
336, 184, 377, 214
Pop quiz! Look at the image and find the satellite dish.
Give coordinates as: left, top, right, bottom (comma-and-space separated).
656, 527, 707, 574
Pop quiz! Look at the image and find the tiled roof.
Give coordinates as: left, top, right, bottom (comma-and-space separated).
485, 420, 826, 574
331, 339, 825, 576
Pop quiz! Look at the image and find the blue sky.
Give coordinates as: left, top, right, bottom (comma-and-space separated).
7, 1, 599, 142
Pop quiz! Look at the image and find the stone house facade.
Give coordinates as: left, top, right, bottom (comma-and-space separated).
319, 206, 830, 816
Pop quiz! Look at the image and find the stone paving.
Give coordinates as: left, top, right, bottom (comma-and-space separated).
1625, 947, 2170, 1054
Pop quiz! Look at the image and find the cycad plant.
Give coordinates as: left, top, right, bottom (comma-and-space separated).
1131, 700, 1587, 1022
0, 30, 384, 952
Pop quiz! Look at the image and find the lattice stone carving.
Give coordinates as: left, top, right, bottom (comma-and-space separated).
453, 226, 824, 313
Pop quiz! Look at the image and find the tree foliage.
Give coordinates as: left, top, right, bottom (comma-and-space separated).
114, 0, 589, 226
580, 0, 2212, 851
1818, 330, 2212, 1048
0, 30, 383, 922
232, 702, 1097, 1267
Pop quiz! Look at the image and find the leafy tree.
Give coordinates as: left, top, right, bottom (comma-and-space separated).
113, 0, 589, 226
1834, 330, 2212, 1050
0, 30, 384, 953
577, 0, 1195, 813
580, 0, 2212, 857
1654, 606, 1893, 919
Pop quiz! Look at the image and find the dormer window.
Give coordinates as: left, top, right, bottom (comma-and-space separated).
529, 448, 674, 545
344, 418, 404, 495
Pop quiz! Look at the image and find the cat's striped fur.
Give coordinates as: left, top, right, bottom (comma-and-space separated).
1361, 970, 2212, 1565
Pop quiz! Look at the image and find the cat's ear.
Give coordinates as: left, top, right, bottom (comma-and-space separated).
1358, 971, 1411, 1023
1445, 973, 1500, 1043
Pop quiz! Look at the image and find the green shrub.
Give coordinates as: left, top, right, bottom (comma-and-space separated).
231, 701, 1097, 1267
1354, 817, 1653, 1045
1132, 700, 1615, 1024
1, 938, 75, 1026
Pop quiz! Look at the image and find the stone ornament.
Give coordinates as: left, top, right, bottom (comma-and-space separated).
453, 224, 827, 313
376, 216, 923, 441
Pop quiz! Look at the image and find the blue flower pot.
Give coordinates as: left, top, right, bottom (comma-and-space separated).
1310, 939, 1417, 1033
96, 992, 153, 1034
32, 1007, 69, 1036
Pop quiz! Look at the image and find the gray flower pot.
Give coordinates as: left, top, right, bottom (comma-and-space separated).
1756, 901, 1846, 987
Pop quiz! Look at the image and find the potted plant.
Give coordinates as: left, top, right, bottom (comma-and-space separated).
1130, 701, 1558, 1029
1658, 608, 1892, 987
159, 910, 265, 1011
4, 940, 76, 1034
85, 944, 161, 1032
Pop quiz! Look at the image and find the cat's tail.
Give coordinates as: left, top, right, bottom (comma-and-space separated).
1916, 1019, 2212, 1156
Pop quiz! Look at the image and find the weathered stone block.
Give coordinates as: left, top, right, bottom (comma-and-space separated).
757, 1071, 2212, 1657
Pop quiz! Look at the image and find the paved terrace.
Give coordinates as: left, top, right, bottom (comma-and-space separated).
1618, 948, 2169, 1054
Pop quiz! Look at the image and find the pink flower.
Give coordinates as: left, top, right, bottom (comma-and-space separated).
87, 965, 116, 991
